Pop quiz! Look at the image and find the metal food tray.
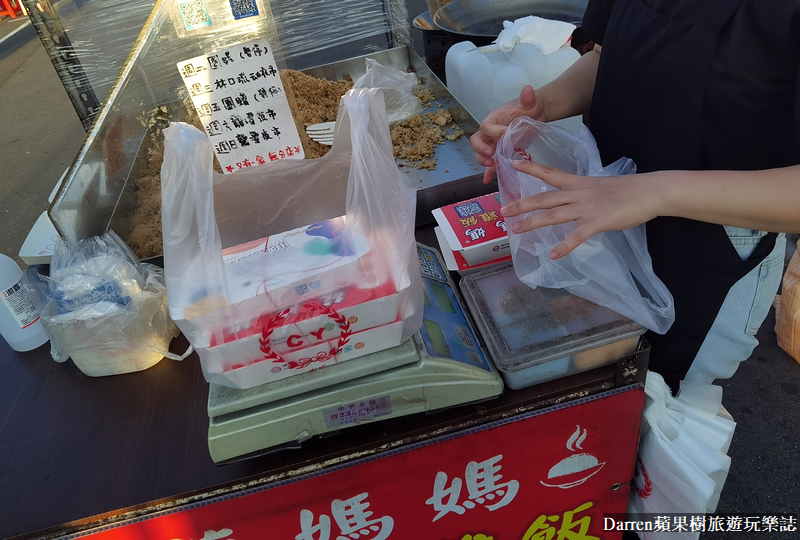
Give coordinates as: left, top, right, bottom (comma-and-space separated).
302, 47, 488, 224
50, 45, 489, 247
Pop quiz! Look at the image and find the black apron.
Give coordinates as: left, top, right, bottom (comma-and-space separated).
588, 0, 777, 393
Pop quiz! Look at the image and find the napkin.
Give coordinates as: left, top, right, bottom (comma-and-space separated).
494, 16, 576, 55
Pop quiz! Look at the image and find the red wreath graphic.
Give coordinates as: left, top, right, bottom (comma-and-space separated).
633, 457, 653, 499
514, 147, 533, 161
259, 302, 352, 370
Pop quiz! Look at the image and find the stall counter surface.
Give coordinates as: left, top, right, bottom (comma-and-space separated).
0, 229, 648, 539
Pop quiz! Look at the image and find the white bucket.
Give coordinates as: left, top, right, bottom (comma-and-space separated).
71, 346, 166, 377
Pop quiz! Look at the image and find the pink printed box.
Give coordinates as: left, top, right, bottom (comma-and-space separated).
207, 277, 403, 357
435, 226, 512, 276
432, 192, 510, 267
218, 216, 374, 317
176, 216, 412, 388
175, 216, 387, 338
201, 317, 407, 389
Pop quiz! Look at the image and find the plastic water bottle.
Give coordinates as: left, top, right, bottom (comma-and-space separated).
0, 254, 49, 352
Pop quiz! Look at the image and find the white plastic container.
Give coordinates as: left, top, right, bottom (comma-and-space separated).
71, 347, 167, 377
66, 286, 171, 377
0, 254, 49, 352
445, 41, 581, 131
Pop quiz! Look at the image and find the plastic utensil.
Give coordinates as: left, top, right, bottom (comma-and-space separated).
305, 122, 335, 146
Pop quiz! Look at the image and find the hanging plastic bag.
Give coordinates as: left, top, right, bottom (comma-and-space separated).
22, 230, 186, 376
495, 117, 675, 334
628, 372, 736, 539
352, 58, 422, 126
161, 87, 423, 390
775, 239, 800, 361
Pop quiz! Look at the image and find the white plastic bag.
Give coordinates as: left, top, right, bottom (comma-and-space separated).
495, 117, 675, 334
629, 372, 736, 539
23, 231, 185, 376
352, 58, 422, 126
161, 87, 423, 389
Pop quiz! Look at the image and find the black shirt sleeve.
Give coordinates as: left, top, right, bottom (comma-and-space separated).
582, 0, 616, 45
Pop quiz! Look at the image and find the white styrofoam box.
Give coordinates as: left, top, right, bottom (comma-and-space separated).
18, 212, 59, 266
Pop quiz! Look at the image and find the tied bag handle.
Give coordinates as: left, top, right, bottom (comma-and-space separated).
340, 87, 423, 343
161, 123, 236, 356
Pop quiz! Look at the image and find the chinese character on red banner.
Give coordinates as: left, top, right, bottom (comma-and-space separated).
522, 501, 599, 540
296, 492, 393, 540
426, 454, 519, 523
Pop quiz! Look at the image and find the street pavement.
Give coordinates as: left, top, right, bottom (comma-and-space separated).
0, 14, 85, 265
0, 4, 799, 536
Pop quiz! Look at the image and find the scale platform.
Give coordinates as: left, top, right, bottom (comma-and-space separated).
207, 245, 504, 464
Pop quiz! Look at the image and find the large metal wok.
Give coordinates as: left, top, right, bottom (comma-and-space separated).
434, 0, 589, 38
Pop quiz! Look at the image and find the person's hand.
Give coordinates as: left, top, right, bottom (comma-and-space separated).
501, 161, 663, 259
470, 85, 547, 184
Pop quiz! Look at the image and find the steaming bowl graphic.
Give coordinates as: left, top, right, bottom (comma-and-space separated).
540, 453, 606, 489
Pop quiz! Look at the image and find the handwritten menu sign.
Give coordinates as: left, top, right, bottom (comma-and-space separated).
177, 41, 304, 174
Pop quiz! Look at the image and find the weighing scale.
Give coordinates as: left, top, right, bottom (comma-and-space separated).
207, 244, 504, 464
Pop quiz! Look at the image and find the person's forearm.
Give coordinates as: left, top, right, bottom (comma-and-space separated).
653, 165, 800, 232
537, 46, 601, 123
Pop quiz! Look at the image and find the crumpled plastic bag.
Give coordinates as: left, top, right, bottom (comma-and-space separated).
495, 117, 675, 334
353, 58, 422, 126
160, 86, 423, 389
23, 231, 188, 375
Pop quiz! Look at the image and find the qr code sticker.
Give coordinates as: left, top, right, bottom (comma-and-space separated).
179, 0, 211, 30
454, 201, 484, 218
229, 0, 259, 19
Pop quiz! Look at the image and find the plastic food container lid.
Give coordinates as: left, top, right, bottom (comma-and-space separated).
460, 262, 644, 372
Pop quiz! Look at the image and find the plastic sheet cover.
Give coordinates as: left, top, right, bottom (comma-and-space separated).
34, 0, 156, 114
48, 0, 410, 243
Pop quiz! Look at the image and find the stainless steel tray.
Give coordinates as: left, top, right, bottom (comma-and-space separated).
301, 46, 489, 225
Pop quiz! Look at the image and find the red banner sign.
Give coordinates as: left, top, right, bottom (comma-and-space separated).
82, 388, 644, 540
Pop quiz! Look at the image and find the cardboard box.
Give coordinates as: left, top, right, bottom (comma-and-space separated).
432, 192, 510, 267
